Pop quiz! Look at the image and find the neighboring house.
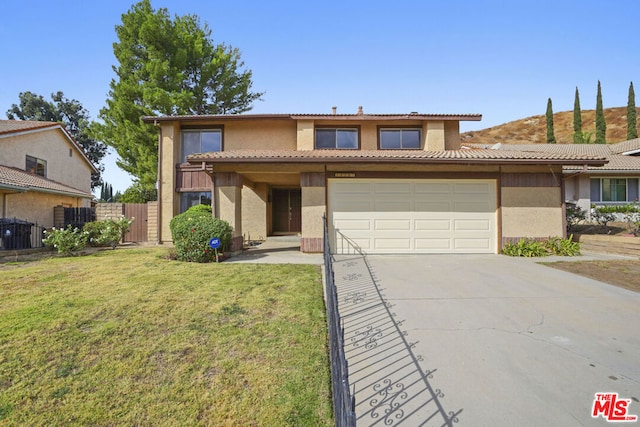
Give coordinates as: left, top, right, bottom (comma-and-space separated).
143, 109, 606, 254
466, 140, 640, 215
0, 120, 97, 227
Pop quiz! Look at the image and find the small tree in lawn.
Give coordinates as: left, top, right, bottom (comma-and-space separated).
628, 81, 638, 140
573, 87, 583, 144
595, 80, 606, 144
546, 98, 556, 144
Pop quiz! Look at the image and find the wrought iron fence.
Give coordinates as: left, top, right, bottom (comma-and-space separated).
0, 218, 47, 251
64, 207, 95, 229
323, 215, 356, 427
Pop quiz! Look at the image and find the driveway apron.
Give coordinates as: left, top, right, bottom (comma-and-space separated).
333, 254, 640, 426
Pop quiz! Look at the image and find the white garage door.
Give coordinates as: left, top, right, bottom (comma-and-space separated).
328, 179, 497, 254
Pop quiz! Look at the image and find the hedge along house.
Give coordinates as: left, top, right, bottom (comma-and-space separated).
143, 109, 607, 254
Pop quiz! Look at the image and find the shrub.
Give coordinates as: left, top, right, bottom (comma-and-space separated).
544, 235, 581, 256
43, 226, 88, 256
502, 238, 548, 257
170, 205, 232, 262
83, 216, 135, 249
565, 205, 586, 232
502, 236, 581, 257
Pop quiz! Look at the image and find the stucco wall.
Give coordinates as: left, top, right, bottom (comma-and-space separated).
2, 192, 86, 226
501, 187, 564, 239
159, 123, 180, 242
301, 186, 326, 238
225, 119, 296, 150
241, 184, 268, 241
1, 127, 93, 192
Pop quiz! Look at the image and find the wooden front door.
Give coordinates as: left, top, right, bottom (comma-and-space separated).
272, 189, 301, 234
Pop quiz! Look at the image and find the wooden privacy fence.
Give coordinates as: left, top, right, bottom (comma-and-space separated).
95, 202, 158, 243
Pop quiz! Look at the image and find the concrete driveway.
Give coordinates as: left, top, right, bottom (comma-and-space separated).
334, 254, 640, 426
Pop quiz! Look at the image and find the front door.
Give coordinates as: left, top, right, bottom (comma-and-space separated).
272, 188, 301, 234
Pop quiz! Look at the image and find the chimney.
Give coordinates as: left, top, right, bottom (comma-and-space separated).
357, 105, 363, 115
332, 106, 337, 115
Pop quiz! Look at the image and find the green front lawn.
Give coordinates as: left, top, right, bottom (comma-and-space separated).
0, 248, 332, 426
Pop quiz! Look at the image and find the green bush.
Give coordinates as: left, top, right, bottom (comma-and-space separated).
502, 236, 581, 257
43, 226, 88, 256
170, 205, 232, 262
544, 235, 581, 256
83, 217, 135, 249
502, 238, 548, 257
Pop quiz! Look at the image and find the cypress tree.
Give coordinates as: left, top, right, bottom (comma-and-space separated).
546, 98, 556, 144
627, 81, 637, 140
573, 87, 582, 144
595, 80, 606, 144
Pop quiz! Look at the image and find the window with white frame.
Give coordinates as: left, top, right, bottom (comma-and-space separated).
181, 130, 222, 162
26, 155, 46, 177
591, 178, 639, 203
180, 192, 212, 213
315, 128, 358, 149
379, 128, 421, 149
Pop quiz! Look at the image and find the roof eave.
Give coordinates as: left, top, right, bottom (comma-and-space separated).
188, 156, 607, 167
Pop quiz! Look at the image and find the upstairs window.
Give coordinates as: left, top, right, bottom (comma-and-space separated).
26, 155, 46, 177
379, 128, 421, 149
182, 129, 222, 162
315, 128, 359, 149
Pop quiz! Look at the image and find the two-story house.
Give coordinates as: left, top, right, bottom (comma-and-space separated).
143, 108, 607, 254
0, 120, 96, 227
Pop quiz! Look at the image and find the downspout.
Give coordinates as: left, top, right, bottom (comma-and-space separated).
155, 120, 162, 245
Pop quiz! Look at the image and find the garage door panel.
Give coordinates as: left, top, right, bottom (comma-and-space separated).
375, 200, 412, 211
414, 182, 451, 194
454, 219, 491, 231
454, 238, 493, 250
375, 183, 412, 194
455, 183, 493, 194
374, 219, 412, 231
415, 238, 452, 250
329, 179, 496, 254
415, 201, 452, 212
415, 219, 452, 231
334, 219, 371, 231
374, 238, 412, 250
454, 201, 494, 212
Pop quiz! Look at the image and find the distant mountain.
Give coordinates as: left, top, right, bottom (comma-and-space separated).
461, 106, 639, 145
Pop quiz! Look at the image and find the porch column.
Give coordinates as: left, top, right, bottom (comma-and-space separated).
214, 172, 243, 254
300, 172, 326, 253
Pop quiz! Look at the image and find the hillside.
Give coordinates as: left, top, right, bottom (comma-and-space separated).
461, 106, 639, 145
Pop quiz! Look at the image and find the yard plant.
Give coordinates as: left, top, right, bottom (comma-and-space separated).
0, 247, 332, 425
170, 205, 232, 262
502, 236, 580, 257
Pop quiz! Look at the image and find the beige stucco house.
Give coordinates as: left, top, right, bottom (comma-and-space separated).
0, 120, 97, 227
143, 109, 607, 254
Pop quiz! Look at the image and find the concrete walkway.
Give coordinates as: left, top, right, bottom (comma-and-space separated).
224, 235, 322, 264
333, 253, 640, 426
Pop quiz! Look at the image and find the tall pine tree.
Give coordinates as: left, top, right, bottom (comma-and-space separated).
573, 87, 583, 144
595, 80, 607, 144
627, 81, 637, 140
546, 98, 556, 144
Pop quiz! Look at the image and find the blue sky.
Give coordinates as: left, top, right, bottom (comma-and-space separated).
2, 0, 639, 193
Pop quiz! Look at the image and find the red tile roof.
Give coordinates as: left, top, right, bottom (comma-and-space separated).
143, 113, 482, 122
0, 120, 58, 136
188, 149, 607, 166
0, 165, 92, 198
